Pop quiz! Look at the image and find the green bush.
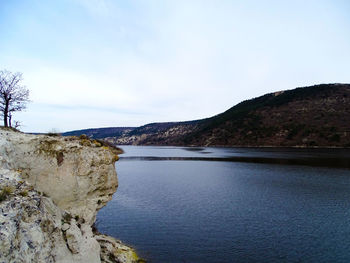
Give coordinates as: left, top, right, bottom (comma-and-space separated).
0, 186, 14, 202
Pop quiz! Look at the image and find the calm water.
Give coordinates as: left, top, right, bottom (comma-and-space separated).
97, 146, 350, 263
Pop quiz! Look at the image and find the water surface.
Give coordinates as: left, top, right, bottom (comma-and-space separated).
97, 146, 350, 263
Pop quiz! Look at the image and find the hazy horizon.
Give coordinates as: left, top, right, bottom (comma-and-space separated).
1, 0, 350, 133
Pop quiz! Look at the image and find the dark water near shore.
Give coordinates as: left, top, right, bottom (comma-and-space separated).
97, 146, 350, 263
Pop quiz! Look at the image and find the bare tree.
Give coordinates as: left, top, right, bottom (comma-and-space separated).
13, 120, 22, 129
0, 70, 30, 127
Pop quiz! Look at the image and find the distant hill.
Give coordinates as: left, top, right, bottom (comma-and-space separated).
62, 127, 134, 139
63, 84, 350, 147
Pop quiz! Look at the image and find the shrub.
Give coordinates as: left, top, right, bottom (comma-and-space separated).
62, 212, 73, 223
47, 128, 61, 136
2, 186, 13, 195
79, 134, 89, 140
20, 190, 28, 197
0, 186, 14, 202
47, 132, 61, 137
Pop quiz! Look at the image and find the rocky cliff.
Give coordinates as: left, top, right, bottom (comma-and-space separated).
0, 128, 141, 263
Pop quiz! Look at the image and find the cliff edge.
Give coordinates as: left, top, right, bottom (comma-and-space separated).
0, 128, 141, 263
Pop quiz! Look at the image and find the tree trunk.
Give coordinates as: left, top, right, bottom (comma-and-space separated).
4, 101, 9, 127
3, 113, 8, 127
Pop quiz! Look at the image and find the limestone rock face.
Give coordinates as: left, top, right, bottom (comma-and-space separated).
0, 128, 140, 263
0, 167, 101, 263
0, 129, 119, 224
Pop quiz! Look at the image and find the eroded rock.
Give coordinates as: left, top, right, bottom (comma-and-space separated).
0, 128, 141, 263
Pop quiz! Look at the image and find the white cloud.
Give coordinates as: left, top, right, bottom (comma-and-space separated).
2, 0, 350, 132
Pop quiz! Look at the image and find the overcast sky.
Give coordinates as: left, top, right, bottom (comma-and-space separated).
1, 0, 350, 132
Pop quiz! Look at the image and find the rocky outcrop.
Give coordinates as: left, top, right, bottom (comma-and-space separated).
0, 128, 141, 263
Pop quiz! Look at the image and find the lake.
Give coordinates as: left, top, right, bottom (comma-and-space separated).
97, 146, 350, 263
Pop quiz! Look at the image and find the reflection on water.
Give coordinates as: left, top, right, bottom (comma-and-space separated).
120, 146, 350, 168
181, 147, 206, 152
97, 146, 350, 263
121, 155, 350, 168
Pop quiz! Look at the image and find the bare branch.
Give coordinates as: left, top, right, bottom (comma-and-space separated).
0, 70, 30, 127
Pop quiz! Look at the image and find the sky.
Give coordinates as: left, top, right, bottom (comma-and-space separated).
1, 0, 350, 133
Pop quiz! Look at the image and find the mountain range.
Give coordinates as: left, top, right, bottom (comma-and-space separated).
63, 84, 350, 147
